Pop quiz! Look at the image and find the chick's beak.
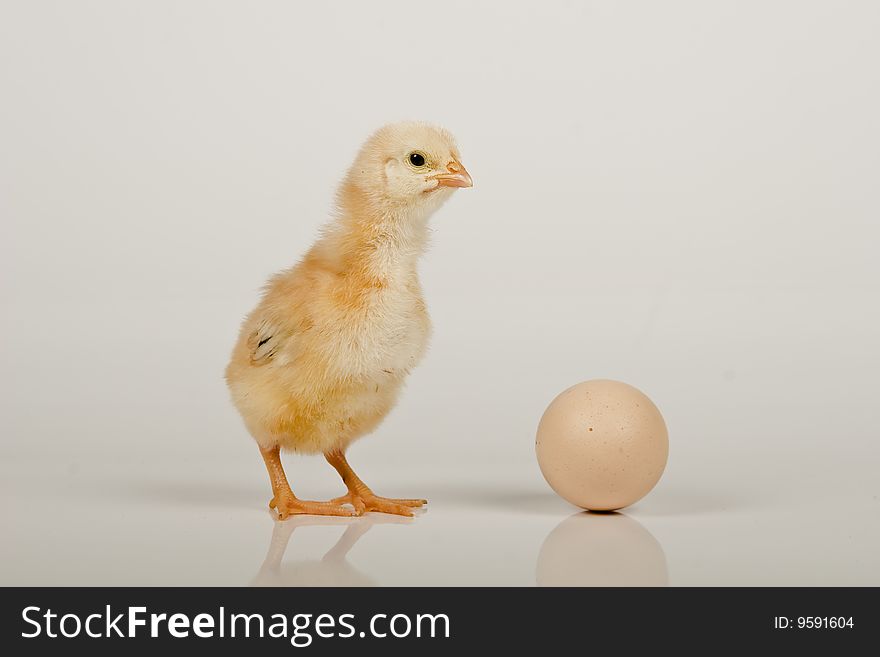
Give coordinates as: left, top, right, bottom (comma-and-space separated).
431, 160, 473, 188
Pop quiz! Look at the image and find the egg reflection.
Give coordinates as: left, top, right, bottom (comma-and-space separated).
536, 512, 668, 586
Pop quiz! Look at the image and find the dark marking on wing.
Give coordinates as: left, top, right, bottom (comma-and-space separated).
247, 322, 283, 366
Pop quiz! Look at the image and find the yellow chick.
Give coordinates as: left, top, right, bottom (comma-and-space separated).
226, 122, 472, 519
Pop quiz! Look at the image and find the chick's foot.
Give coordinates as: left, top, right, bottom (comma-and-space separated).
269, 491, 357, 520
331, 492, 427, 517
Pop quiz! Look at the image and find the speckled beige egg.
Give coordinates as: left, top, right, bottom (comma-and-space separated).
536, 380, 668, 511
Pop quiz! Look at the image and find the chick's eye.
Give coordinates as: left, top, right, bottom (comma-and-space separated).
408, 152, 426, 167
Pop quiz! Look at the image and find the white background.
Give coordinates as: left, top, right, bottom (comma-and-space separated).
2, 1, 878, 585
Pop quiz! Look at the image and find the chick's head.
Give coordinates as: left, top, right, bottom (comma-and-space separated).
349, 122, 472, 212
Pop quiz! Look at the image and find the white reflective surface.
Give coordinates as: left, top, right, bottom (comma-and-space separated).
3, 434, 879, 586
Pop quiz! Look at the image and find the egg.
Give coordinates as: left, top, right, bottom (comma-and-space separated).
536, 380, 668, 511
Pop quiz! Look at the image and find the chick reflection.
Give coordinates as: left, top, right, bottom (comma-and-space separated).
536, 512, 668, 587
252, 515, 408, 587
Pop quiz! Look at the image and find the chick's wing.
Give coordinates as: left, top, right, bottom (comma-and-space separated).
246, 318, 288, 366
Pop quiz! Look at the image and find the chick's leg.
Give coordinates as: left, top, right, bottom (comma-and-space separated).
325, 449, 427, 517
260, 445, 355, 519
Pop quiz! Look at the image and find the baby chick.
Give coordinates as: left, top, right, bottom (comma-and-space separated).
226, 122, 472, 519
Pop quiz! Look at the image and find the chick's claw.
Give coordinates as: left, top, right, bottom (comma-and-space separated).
331, 492, 427, 517
269, 493, 357, 520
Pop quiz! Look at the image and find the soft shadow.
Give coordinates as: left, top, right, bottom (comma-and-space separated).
536, 512, 669, 586
112, 479, 263, 511
250, 514, 411, 587
628, 485, 747, 517
423, 483, 573, 516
